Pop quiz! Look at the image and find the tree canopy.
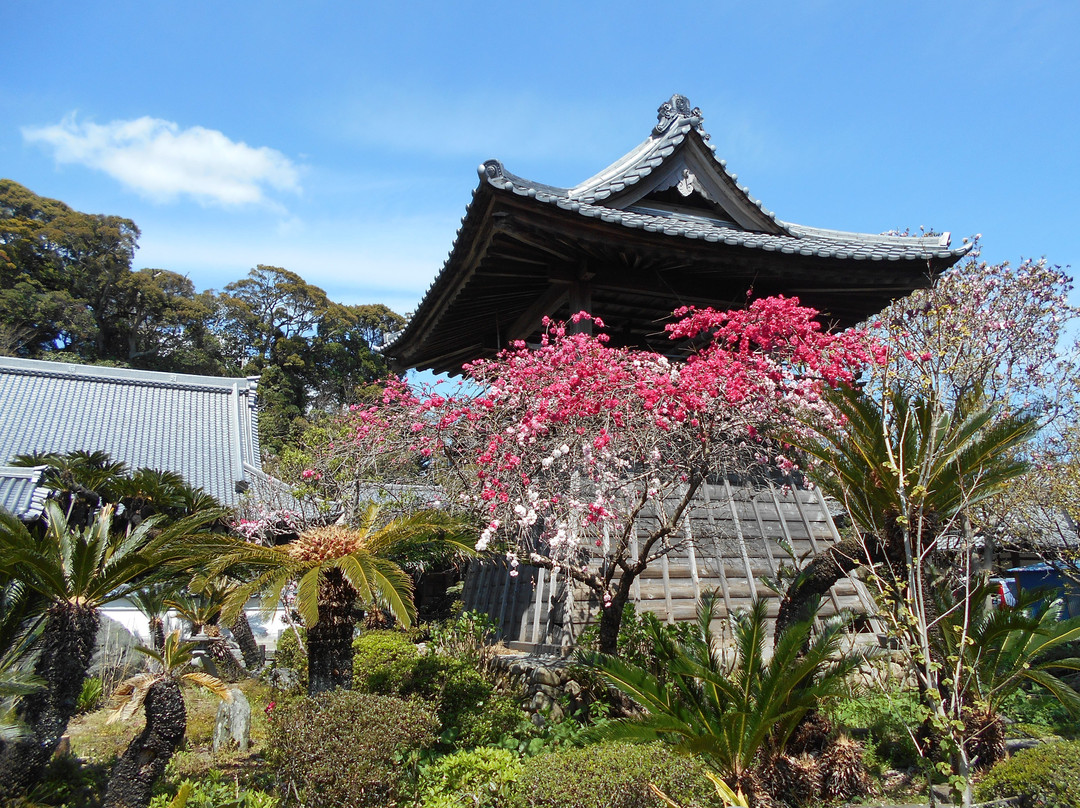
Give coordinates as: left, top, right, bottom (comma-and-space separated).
0, 179, 403, 455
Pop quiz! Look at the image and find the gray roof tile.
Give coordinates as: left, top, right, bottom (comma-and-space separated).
472, 93, 970, 264
0, 466, 48, 520
0, 358, 261, 506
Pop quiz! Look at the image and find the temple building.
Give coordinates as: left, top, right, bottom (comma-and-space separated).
388, 95, 972, 650
387, 93, 969, 374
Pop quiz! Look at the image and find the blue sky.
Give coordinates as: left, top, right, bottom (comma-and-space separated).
3, 2, 1078, 316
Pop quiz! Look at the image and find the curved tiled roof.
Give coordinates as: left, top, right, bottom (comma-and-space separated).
387, 94, 971, 374
0, 466, 49, 520
476, 91, 962, 263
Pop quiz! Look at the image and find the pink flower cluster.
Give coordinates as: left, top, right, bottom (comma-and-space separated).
338, 299, 876, 574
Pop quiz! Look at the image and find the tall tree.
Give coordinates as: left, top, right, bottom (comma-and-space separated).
215, 265, 394, 454
0, 179, 139, 359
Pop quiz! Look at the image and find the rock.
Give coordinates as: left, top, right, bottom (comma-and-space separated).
54, 735, 71, 758
264, 666, 301, 694
213, 687, 251, 752
564, 680, 583, 698
548, 701, 566, 723
533, 666, 561, 686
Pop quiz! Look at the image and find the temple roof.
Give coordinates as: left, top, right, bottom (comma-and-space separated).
0, 357, 262, 506
387, 94, 971, 374
0, 466, 48, 521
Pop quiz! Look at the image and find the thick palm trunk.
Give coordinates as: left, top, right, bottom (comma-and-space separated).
0, 603, 98, 800
307, 569, 357, 695
230, 611, 262, 671
204, 625, 247, 683
104, 679, 186, 808
148, 617, 165, 652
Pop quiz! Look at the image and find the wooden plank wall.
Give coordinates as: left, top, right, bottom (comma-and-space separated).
463, 476, 877, 650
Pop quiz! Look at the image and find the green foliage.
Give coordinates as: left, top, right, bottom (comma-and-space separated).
270, 626, 307, 682
416, 746, 523, 808
1001, 687, 1077, 737
935, 579, 1080, 720
827, 687, 929, 769
578, 602, 696, 683
512, 741, 720, 808
795, 383, 1039, 540
351, 630, 521, 749
493, 707, 606, 758
351, 629, 419, 692
149, 771, 279, 808
976, 740, 1080, 807
581, 592, 870, 789
427, 610, 496, 663
77, 676, 102, 714
267, 690, 438, 808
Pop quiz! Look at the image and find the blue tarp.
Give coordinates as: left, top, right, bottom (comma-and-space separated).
1006, 562, 1080, 619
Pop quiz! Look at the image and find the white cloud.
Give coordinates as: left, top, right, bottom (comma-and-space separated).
22, 114, 301, 207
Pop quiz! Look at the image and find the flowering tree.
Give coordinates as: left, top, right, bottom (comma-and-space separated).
300, 298, 877, 653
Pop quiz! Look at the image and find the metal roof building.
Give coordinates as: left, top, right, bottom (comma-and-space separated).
387, 93, 971, 374
0, 357, 262, 507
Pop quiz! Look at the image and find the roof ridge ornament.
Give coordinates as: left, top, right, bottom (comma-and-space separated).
654, 93, 704, 137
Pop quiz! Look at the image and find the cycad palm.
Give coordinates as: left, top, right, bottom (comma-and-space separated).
186, 503, 474, 694
581, 592, 869, 802
0, 501, 224, 797
776, 385, 1038, 635
935, 578, 1080, 767
104, 630, 232, 808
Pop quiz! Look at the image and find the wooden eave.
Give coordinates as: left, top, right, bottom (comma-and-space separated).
388, 184, 953, 374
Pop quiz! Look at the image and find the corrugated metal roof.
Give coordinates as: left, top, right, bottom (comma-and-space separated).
0, 357, 261, 506
0, 465, 49, 520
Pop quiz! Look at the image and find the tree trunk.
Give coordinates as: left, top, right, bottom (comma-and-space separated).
775, 526, 910, 641
104, 679, 186, 808
230, 611, 262, 671
203, 625, 246, 683
775, 536, 876, 639
148, 617, 165, 652
0, 603, 98, 801
597, 581, 633, 655
306, 569, 358, 695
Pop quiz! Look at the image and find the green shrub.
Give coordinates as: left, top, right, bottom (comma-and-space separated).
417, 746, 523, 808
827, 687, 928, 769
976, 741, 1080, 808
352, 630, 419, 692
267, 690, 438, 808
272, 626, 308, 680
352, 631, 521, 749
511, 741, 721, 808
